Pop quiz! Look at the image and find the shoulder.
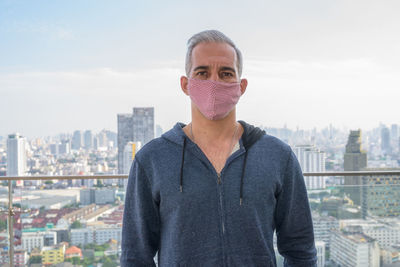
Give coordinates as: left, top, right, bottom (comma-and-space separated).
256, 134, 292, 156
135, 137, 168, 163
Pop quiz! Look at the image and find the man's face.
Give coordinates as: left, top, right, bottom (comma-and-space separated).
189, 42, 239, 83
181, 42, 247, 97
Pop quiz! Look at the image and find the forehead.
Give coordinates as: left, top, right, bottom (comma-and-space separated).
191, 42, 237, 68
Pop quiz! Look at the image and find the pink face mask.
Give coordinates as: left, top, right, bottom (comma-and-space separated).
187, 78, 242, 120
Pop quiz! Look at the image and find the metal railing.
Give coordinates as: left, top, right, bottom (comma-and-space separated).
1, 170, 400, 265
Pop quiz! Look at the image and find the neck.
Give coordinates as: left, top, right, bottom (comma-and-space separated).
190, 105, 239, 144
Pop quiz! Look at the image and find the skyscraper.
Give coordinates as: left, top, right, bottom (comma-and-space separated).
58, 139, 71, 155
381, 126, 391, 155
84, 130, 93, 150
132, 107, 154, 145
343, 130, 367, 206
293, 145, 326, 189
118, 114, 133, 174
391, 124, 398, 148
72, 130, 82, 150
117, 107, 154, 174
7, 133, 27, 186
123, 141, 142, 190
362, 169, 400, 218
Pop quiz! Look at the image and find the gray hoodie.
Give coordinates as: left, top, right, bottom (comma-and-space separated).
121, 120, 317, 267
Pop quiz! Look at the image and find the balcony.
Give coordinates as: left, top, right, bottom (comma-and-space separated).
1, 171, 400, 266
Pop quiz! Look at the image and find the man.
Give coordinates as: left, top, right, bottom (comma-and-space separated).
121, 30, 317, 267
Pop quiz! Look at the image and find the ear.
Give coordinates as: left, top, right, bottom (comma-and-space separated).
239, 78, 248, 95
180, 76, 189, 96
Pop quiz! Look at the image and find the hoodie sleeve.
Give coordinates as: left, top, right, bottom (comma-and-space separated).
121, 158, 160, 267
274, 149, 317, 267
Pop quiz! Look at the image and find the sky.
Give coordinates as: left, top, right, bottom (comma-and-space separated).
1, 0, 400, 138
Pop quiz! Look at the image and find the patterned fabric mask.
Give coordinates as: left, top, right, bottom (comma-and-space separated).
187, 78, 242, 120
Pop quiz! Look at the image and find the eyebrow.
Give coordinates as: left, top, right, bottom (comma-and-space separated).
193, 66, 209, 72
193, 66, 236, 73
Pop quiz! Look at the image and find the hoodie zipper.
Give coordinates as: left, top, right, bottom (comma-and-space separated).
217, 171, 226, 266
217, 172, 224, 234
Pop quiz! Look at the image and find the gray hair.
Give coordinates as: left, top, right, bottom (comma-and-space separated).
185, 30, 243, 77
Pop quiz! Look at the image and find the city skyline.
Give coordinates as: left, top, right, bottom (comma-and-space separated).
1, 1, 400, 137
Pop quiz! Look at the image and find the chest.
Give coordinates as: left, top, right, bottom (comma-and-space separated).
198, 142, 239, 174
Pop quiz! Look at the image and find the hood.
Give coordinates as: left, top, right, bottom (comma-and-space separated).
161, 120, 266, 205
162, 120, 265, 149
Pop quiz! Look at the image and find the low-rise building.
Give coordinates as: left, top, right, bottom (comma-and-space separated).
0, 249, 28, 267
21, 231, 57, 253
330, 230, 380, 267
70, 225, 121, 246
65, 245, 83, 259
340, 219, 400, 248
381, 245, 400, 266
41, 243, 66, 265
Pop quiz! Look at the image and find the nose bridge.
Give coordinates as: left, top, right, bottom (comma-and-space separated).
209, 65, 219, 81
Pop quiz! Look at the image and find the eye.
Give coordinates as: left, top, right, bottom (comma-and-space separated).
196, 71, 207, 76
221, 72, 234, 77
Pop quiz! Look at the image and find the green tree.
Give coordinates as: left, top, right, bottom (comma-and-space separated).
65, 256, 81, 264
102, 257, 117, 267
0, 220, 7, 231
95, 179, 104, 188
29, 255, 42, 264
71, 220, 82, 229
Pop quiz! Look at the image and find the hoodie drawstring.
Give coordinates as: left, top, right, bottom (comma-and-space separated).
240, 151, 248, 206
180, 137, 187, 192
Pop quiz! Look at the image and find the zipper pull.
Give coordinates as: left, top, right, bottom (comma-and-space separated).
217, 173, 222, 184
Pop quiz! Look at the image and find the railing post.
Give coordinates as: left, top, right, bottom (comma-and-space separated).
8, 179, 14, 267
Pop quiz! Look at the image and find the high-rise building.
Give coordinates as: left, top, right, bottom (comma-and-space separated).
344, 130, 367, 205
58, 139, 71, 155
80, 189, 95, 205
132, 107, 154, 145
156, 124, 163, 138
98, 130, 109, 148
362, 168, 400, 218
84, 130, 93, 150
293, 145, 326, 189
123, 141, 142, 174
72, 130, 82, 150
105, 130, 117, 148
315, 241, 325, 267
381, 126, 391, 155
330, 230, 380, 267
80, 188, 116, 205
117, 107, 154, 174
118, 114, 133, 174
312, 212, 339, 247
7, 133, 27, 184
123, 141, 142, 189
391, 124, 398, 149
50, 143, 59, 156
